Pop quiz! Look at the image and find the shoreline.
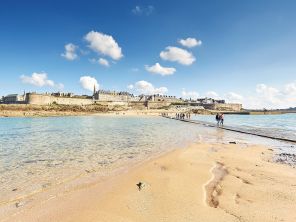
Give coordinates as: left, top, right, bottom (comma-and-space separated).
2, 104, 295, 118
2, 140, 296, 222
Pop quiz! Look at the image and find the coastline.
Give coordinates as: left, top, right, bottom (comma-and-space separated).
2, 141, 296, 222
0, 104, 171, 117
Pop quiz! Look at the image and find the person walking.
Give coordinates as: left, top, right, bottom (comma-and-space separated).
220, 113, 224, 126
215, 113, 220, 125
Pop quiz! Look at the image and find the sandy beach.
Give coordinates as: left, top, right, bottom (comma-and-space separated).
0, 104, 180, 117
2, 140, 296, 222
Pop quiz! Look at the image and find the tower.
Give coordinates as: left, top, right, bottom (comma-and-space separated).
93, 84, 96, 95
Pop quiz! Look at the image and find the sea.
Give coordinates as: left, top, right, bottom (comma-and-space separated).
191, 113, 296, 141
0, 114, 295, 211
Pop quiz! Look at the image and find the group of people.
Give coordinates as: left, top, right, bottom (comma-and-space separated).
176, 112, 191, 120
215, 113, 224, 126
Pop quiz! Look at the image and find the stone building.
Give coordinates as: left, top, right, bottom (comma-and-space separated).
2, 93, 26, 104
2, 88, 242, 111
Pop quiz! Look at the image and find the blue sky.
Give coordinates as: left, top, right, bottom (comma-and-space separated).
0, 0, 296, 108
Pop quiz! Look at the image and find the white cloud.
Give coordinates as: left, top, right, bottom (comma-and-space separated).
55, 83, 64, 90
79, 76, 99, 92
283, 82, 296, 95
205, 91, 219, 99
160, 46, 195, 65
84, 31, 123, 60
20, 72, 63, 89
145, 63, 176, 76
181, 89, 199, 100
127, 84, 134, 90
89, 58, 110, 67
255, 84, 281, 106
225, 92, 243, 103
61, 43, 78, 61
132, 5, 154, 16
132, 6, 142, 15
237, 82, 296, 109
179, 38, 202, 48
98, 58, 109, 67
129, 80, 168, 95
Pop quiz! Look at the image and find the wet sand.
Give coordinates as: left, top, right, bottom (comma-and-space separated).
2, 142, 296, 222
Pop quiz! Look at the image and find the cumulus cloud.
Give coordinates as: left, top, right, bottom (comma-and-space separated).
205, 91, 219, 99
129, 80, 168, 95
145, 63, 176, 76
225, 92, 243, 103
79, 76, 99, 92
283, 82, 296, 96
98, 58, 109, 67
231, 82, 296, 109
84, 31, 123, 60
179, 38, 202, 48
89, 58, 109, 67
160, 46, 195, 65
20, 72, 63, 89
181, 89, 199, 100
127, 84, 134, 90
61, 43, 78, 61
255, 84, 281, 106
132, 5, 154, 16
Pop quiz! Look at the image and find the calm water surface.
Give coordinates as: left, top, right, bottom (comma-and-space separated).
0, 116, 201, 205
191, 113, 296, 141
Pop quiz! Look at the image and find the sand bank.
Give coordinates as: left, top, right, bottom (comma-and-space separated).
2, 142, 296, 222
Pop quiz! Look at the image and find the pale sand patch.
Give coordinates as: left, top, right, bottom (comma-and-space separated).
2, 143, 296, 222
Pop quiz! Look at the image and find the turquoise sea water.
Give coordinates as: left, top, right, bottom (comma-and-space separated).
0, 115, 295, 208
0, 116, 202, 206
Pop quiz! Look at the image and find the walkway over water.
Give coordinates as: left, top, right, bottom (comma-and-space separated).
162, 116, 296, 144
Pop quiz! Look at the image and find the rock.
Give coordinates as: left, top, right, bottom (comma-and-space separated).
229, 141, 237, 144
15, 202, 23, 208
136, 182, 143, 191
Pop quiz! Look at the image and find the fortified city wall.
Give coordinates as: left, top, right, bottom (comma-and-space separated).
96, 93, 130, 102
3, 92, 243, 111
203, 103, 242, 111
25, 93, 93, 105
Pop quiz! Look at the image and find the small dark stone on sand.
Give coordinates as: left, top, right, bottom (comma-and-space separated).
229, 141, 237, 144
136, 182, 143, 191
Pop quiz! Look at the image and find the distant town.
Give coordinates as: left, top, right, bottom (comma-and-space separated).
0, 88, 242, 111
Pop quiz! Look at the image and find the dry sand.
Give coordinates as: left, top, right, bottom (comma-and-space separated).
2, 142, 296, 222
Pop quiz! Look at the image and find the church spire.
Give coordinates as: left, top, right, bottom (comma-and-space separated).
93, 84, 96, 95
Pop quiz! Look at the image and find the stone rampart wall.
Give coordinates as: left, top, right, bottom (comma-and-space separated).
26, 94, 93, 105
204, 103, 242, 111
128, 101, 147, 110
147, 101, 171, 109
98, 94, 130, 102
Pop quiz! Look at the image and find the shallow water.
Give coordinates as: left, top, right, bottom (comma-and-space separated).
191, 113, 296, 141
0, 115, 294, 206
0, 116, 201, 204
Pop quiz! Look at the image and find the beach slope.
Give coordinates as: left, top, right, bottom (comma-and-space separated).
5, 143, 296, 222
